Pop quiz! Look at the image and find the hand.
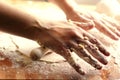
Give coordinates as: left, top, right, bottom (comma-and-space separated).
37, 21, 110, 75
66, 9, 120, 40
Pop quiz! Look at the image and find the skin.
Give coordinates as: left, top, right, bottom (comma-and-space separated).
0, 2, 110, 75
50, 0, 120, 40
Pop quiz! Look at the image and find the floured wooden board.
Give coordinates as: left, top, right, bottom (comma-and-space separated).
0, 1, 120, 80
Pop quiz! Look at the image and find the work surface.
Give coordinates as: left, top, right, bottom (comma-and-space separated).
0, 1, 120, 80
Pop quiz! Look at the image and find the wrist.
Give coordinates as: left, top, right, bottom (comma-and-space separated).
52, 0, 79, 17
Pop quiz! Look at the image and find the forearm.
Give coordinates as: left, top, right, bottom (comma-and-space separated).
0, 2, 43, 41
49, 0, 78, 15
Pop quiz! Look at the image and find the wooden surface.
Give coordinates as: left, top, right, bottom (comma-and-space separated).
0, 1, 120, 79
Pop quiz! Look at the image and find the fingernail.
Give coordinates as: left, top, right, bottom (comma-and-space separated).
103, 60, 108, 65
104, 51, 110, 56
100, 58, 108, 65
78, 70, 85, 75
111, 35, 119, 40
72, 63, 85, 75
115, 31, 120, 37
95, 64, 102, 70
98, 45, 110, 56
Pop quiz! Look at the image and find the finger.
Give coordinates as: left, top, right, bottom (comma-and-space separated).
101, 19, 120, 37
54, 46, 85, 75
67, 41, 102, 69
79, 39, 108, 65
102, 15, 120, 31
70, 21, 94, 30
83, 33, 110, 56
108, 26, 120, 37
74, 34, 108, 65
94, 20, 119, 40
66, 51, 85, 75
39, 39, 85, 75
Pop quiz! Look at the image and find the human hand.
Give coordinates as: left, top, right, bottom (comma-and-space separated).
36, 21, 110, 75
66, 9, 120, 40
